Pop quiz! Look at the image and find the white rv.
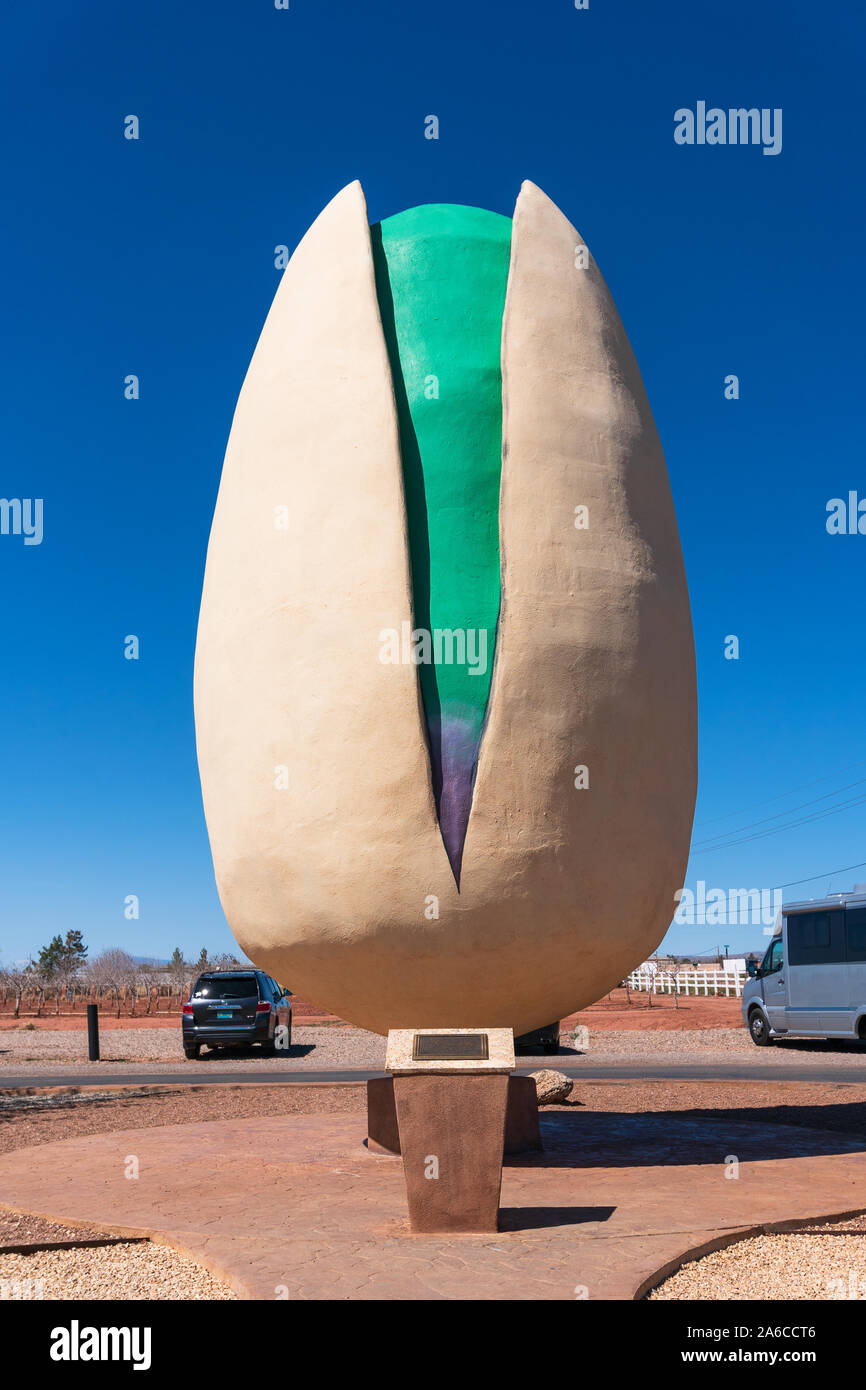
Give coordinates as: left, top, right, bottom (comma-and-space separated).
741, 887, 866, 1045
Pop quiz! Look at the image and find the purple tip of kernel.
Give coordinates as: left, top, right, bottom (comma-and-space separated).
427, 709, 483, 885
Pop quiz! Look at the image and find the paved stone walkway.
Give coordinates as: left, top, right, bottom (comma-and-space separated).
1, 1111, 864, 1299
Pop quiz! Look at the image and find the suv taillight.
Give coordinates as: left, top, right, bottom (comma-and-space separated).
256, 1001, 271, 1013
182, 1004, 193, 1016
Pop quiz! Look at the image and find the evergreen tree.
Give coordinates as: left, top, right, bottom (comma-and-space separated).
35, 935, 65, 978
63, 930, 88, 972
35, 930, 88, 979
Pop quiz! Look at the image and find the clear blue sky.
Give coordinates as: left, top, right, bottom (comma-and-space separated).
2, 0, 864, 967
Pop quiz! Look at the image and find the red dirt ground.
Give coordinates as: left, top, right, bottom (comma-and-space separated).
565, 988, 743, 1031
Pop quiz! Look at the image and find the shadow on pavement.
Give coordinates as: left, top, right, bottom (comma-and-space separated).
503, 1108, 866, 1169
196, 1044, 315, 1061
499, 1204, 616, 1232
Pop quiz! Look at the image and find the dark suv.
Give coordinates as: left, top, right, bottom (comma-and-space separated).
182, 970, 292, 1060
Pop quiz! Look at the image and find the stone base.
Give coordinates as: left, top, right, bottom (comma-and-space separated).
504, 1076, 544, 1153
367, 1074, 542, 1156
393, 1072, 509, 1233
366, 1076, 402, 1155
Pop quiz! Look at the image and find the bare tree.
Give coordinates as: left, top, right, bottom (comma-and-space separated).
0, 965, 32, 1019
208, 952, 245, 972
85, 953, 110, 1015
21, 962, 50, 1017
124, 957, 143, 1016
51, 953, 80, 1015
88, 949, 137, 1019
50, 969, 64, 1015
138, 961, 159, 1015
165, 947, 187, 1009
645, 959, 658, 1009
124, 955, 141, 1016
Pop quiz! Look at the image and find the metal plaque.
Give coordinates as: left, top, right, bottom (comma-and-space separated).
412, 1032, 489, 1061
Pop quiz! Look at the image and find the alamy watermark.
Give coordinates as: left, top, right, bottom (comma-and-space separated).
1, 1277, 44, 1300
0, 498, 42, 545
674, 882, 782, 926
674, 103, 782, 156
50, 1321, 151, 1370
379, 622, 488, 677
826, 492, 866, 535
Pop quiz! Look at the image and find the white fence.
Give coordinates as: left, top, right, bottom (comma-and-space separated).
626, 968, 747, 999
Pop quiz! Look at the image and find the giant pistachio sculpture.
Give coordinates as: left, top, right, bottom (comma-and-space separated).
194, 181, 697, 1036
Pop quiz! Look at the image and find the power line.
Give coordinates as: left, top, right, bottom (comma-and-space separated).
692, 776, 866, 849
776, 860, 866, 890
693, 758, 866, 830
692, 791, 866, 853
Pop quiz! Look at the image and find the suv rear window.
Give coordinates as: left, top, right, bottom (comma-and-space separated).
192, 975, 259, 1000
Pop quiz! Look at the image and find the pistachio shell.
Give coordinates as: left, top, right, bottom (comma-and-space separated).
194, 180, 696, 1035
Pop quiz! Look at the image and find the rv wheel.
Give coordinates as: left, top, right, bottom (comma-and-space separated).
749, 1011, 772, 1046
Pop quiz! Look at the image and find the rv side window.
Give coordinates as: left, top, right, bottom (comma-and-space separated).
847, 907, 866, 961
787, 909, 845, 966
762, 938, 783, 975
800, 913, 830, 948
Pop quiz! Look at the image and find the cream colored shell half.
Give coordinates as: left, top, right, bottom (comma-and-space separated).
193, 179, 697, 1036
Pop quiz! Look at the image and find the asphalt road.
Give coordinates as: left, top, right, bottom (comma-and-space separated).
6, 1061, 866, 1087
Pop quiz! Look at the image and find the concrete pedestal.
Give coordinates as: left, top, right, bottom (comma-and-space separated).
393, 1072, 509, 1232
367, 1074, 542, 1156
385, 1027, 516, 1234
504, 1075, 544, 1153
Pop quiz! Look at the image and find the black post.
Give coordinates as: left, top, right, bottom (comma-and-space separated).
87, 1003, 100, 1061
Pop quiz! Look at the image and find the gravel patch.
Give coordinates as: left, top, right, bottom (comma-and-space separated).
0, 1025, 579, 1072
0, 1025, 386, 1070
649, 1227, 866, 1300
0, 1210, 111, 1248
803, 1213, 866, 1232
0, 1241, 236, 1300
0, 1088, 157, 1112
589, 1029, 752, 1055
584, 1029, 866, 1059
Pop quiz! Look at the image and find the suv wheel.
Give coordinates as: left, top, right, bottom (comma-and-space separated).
261, 1038, 277, 1056
184, 1044, 201, 1060
749, 1011, 772, 1047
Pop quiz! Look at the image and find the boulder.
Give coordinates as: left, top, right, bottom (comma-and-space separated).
529, 1069, 574, 1105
